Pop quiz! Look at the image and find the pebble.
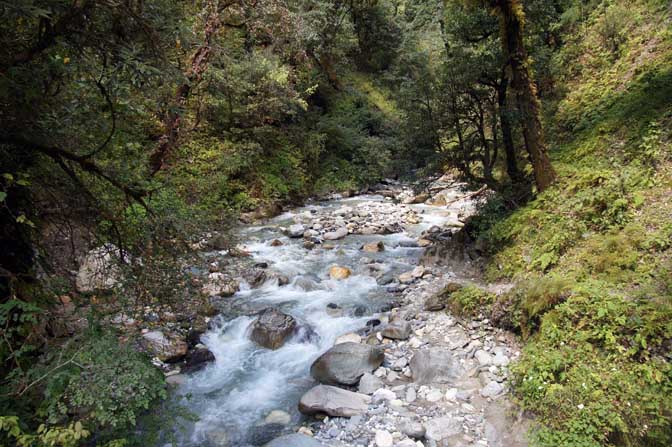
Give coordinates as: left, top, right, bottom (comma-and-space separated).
375, 430, 393, 447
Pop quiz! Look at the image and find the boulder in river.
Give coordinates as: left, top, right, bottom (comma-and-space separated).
264, 433, 324, 447
310, 342, 384, 385
323, 227, 348, 240
410, 347, 462, 384
286, 224, 306, 238
329, 265, 352, 280
417, 238, 432, 247
183, 346, 215, 372
298, 385, 371, 417
361, 241, 385, 253
249, 308, 297, 350
141, 330, 188, 362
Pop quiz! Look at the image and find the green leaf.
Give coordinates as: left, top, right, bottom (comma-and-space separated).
0, 191, 6, 202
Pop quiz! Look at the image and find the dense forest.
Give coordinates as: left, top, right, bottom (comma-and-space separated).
1, 0, 671, 446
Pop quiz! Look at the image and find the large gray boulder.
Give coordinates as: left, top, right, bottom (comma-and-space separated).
410, 347, 462, 384
310, 342, 384, 385
249, 308, 297, 350
264, 434, 324, 447
323, 227, 348, 240
298, 385, 371, 417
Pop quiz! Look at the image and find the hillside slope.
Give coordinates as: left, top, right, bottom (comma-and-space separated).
463, 1, 672, 445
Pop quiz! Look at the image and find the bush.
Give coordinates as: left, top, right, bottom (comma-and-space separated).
511, 286, 672, 447
448, 284, 496, 318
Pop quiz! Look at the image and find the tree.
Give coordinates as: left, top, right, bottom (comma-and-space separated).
491, 0, 556, 191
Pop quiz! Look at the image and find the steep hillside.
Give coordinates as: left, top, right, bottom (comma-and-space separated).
463, 1, 672, 445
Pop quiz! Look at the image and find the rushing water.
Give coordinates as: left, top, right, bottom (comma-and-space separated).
170, 195, 456, 446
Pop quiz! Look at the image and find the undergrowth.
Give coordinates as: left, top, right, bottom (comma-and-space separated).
464, 1, 672, 445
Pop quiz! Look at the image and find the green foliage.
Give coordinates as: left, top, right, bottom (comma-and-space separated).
511, 286, 672, 447
447, 284, 496, 317
0, 416, 90, 447
43, 334, 166, 430
1, 331, 167, 446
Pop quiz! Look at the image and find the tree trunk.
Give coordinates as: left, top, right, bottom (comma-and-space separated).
495, 0, 556, 192
497, 73, 524, 184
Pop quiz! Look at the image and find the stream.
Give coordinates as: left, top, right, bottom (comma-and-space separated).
170, 193, 464, 446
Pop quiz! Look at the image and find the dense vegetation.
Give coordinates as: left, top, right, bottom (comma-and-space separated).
0, 0, 670, 446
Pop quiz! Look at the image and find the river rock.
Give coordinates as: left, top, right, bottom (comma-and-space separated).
286, 224, 306, 238
141, 330, 188, 362
417, 238, 432, 247
264, 434, 323, 447
398, 272, 414, 284
249, 308, 297, 350
75, 244, 122, 293
298, 385, 371, 417
323, 227, 348, 240
183, 347, 215, 372
242, 268, 268, 288
411, 265, 425, 278
358, 372, 384, 394
361, 241, 385, 253
310, 342, 384, 385
335, 332, 362, 344
475, 349, 493, 366
381, 320, 411, 340
294, 276, 322, 291
399, 419, 425, 439
481, 380, 504, 398
424, 416, 462, 441
264, 410, 292, 425
202, 272, 240, 297
375, 430, 393, 447
329, 265, 352, 280
410, 347, 462, 384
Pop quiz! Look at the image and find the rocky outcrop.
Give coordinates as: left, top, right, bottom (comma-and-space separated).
249, 308, 298, 350
310, 342, 384, 385
298, 385, 371, 417
75, 244, 123, 293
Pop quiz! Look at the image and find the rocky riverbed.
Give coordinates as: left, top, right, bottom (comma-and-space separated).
72, 176, 529, 446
